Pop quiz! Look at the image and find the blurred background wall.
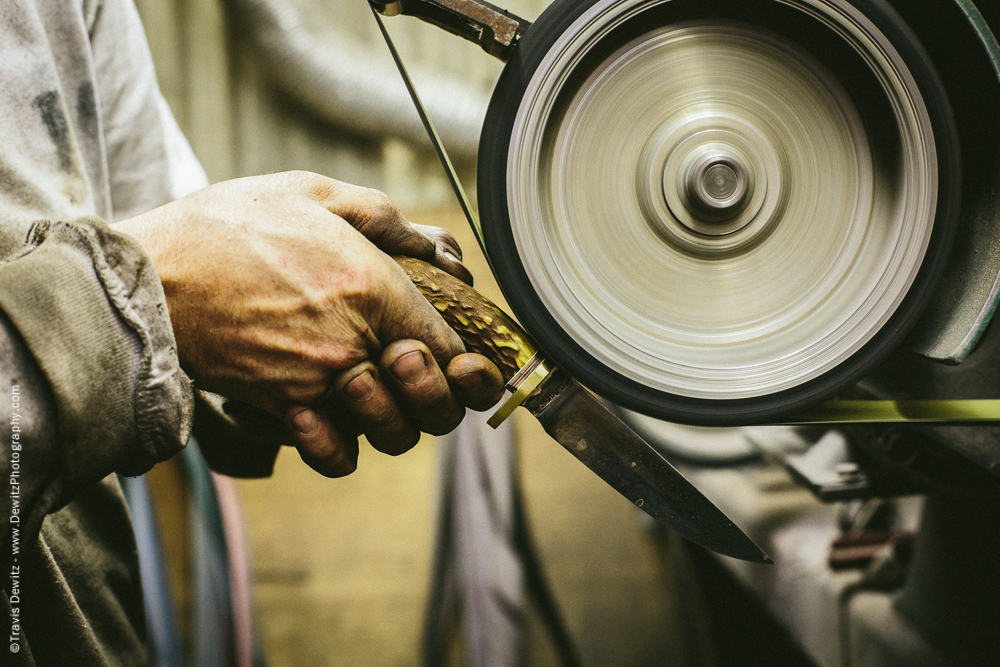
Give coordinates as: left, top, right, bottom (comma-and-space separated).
131, 0, 695, 665
133, 0, 549, 207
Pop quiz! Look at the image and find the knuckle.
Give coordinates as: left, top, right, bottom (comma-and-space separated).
322, 346, 370, 373
366, 188, 398, 219
345, 384, 397, 424
286, 169, 329, 195
406, 375, 450, 406
333, 361, 374, 391
436, 228, 460, 250
382, 337, 425, 360
356, 189, 401, 236
438, 328, 466, 360
285, 384, 326, 405
367, 400, 401, 426
302, 438, 359, 478
333, 255, 376, 298
379, 428, 421, 456
319, 454, 358, 478
424, 406, 465, 436
329, 448, 358, 475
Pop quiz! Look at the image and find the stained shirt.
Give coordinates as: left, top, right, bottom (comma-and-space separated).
0, 0, 241, 664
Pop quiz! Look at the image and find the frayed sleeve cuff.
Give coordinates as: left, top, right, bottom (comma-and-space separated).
0, 216, 193, 489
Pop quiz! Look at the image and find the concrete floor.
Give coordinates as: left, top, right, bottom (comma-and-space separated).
236, 206, 691, 666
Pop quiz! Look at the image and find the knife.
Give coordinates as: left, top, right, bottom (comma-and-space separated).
396, 256, 772, 564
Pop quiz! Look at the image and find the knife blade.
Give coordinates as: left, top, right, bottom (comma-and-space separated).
524, 369, 772, 563
396, 256, 772, 564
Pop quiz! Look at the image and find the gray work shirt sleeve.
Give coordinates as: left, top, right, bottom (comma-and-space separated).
0, 215, 193, 527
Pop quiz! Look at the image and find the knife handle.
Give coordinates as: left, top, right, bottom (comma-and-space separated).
393, 256, 536, 382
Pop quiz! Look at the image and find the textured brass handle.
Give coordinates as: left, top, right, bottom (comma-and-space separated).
394, 256, 536, 382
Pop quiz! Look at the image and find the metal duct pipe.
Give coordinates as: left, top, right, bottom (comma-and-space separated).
229, 0, 488, 159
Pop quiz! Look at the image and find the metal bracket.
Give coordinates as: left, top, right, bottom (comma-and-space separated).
370, 0, 531, 61
782, 431, 874, 500
487, 352, 552, 428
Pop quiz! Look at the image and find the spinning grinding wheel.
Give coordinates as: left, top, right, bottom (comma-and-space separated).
478, 0, 961, 425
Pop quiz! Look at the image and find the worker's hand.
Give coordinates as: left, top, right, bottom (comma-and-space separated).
116, 171, 504, 476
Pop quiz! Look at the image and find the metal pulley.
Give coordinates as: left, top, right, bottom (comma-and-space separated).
374, 0, 967, 426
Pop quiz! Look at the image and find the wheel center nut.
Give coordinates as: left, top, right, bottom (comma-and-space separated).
704, 163, 738, 199
645, 125, 777, 250
683, 152, 750, 219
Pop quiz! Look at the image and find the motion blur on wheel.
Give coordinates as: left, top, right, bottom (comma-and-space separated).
479, 0, 963, 425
